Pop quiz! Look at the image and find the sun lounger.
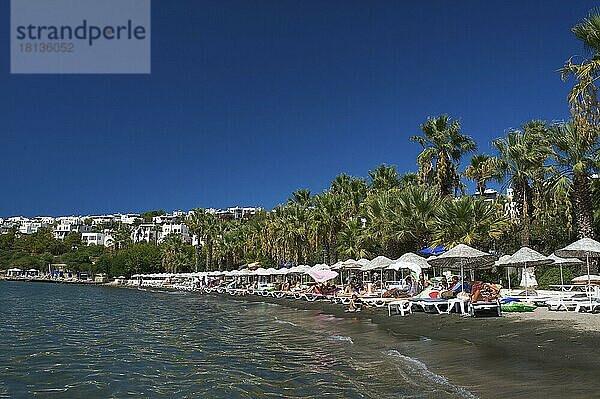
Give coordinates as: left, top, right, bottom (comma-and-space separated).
387, 299, 412, 316
547, 296, 600, 312
469, 300, 502, 317
360, 297, 401, 308
409, 298, 457, 314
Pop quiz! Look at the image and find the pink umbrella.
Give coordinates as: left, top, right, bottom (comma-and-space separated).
308, 269, 339, 283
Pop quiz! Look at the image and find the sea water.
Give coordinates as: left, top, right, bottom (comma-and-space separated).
0, 281, 593, 398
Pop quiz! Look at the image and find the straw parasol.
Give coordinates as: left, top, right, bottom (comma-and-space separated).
572, 274, 600, 284
497, 247, 553, 299
547, 254, 584, 286
427, 244, 496, 293
361, 256, 394, 271
555, 238, 600, 294
388, 253, 431, 279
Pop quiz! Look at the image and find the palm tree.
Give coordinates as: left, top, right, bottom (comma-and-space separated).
433, 196, 509, 248
491, 120, 553, 246
312, 191, 344, 264
549, 121, 599, 239
562, 9, 600, 143
464, 154, 496, 196
160, 233, 186, 273
112, 225, 132, 253
288, 189, 313, 207
186, 208, 219, 271
186, 209, 204, 271
368, 164, 400, 192
410, 115, 476, 196
337, 218, 369, 260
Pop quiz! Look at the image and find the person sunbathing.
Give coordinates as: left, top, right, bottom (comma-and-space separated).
470, 282, 500, 302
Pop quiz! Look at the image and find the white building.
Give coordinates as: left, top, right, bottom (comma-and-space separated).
159, 223, 191, 244
33, 216, 55, 225
53, 223, 92, 240
81, 232, 107, 246
18, 222, 43, 235
119, 214, 142, 225
131, 224, 159, 243
152, 214, 174, 224
89, 215, 115, 226
56, 216, 82, 225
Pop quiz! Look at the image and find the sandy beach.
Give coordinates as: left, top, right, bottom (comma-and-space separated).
220, 292, 600, 395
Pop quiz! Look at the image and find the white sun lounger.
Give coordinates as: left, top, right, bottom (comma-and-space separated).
469, 300, 502, 317
387, 299, 412, 316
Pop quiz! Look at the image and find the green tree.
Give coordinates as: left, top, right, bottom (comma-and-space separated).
433, 196, 509, 249
549, 121, 598, 239
464, 154, 496, 196
411, 115, 476, 196
491, 120, 553, 246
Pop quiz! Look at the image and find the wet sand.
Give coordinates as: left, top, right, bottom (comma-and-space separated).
219, 293, 600, 398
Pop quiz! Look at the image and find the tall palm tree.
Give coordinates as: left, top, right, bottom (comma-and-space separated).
549, 121, 599, 239
433, 196, 509, 248
312, 191, 344, 264
160, 233, 186, 273
410, 115, 476, 196
491, 120, 553, 246
562, 9, 600, 143
368, 164, 400, 192
464, 154, 496, 196
337, 218, 369, 260
186, 208, 219, 271
187, 209, 205, 272
112, 225, 132, 253
288, 189, 313, 207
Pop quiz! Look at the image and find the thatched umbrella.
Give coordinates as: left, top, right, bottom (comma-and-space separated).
428, 244, 496, 293
388, 252, 431, 283
547, 254, 584, 286
555, 237, 600, 299
361, 256, 394, 271
497, 247, 553, 299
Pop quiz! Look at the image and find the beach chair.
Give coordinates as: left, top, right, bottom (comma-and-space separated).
468, 281, 501, 317
387, 299, 412, 316
409, 298, 454, 314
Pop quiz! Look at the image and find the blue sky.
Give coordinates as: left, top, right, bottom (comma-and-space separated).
0, 0, 597, 217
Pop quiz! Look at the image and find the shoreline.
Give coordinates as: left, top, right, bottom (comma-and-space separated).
4, 279, 600, 397
211, 291, 600, 377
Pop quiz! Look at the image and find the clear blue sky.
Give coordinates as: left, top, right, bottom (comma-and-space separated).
0, 0, 597, 217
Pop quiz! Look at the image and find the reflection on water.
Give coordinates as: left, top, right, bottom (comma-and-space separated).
0, 281, 595, 399
0, 282, 474, 398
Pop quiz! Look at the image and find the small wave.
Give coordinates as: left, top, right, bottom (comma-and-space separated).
274, 318, 298, 327
327, 335, 353, 344
384, 350, 478, 398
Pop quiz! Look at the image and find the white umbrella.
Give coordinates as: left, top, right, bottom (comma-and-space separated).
330, 260, 344, 270
311, 263, 331, 271
428, 244, 496, 294
547, 254, 584, 286
361, 256, 394, 271
556, 238, 600, 297
497, 247, 553, 299
572, 274, 600, 284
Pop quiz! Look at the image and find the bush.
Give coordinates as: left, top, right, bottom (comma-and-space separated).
536, 267, 573, 289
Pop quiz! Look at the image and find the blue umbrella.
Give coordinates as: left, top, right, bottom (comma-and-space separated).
420, 245, 446, 256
